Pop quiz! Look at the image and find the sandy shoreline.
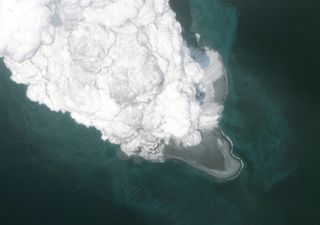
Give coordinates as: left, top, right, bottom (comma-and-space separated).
165, 128, 243, 181
165, 48, 243, 181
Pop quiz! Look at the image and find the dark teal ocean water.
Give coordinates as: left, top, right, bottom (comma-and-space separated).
0, 0, 319, 224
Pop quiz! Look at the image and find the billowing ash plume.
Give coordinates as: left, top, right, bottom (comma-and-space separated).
0, 0, 225, 161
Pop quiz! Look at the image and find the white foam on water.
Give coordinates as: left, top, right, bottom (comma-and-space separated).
0, 0, 225, 161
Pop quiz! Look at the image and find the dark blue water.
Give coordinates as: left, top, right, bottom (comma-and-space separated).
0, 0, 319, 224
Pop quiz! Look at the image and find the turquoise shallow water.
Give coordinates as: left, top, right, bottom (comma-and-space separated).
0, 0, 319, 224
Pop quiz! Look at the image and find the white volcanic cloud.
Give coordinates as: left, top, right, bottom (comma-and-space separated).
0, 0, 225, 161
0, 0, 55, 61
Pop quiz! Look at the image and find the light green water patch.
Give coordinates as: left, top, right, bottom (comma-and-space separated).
221, 70, 296, 190
180, 0, 296, 190
0, 60, 118, 176
170, 0, 243, 181
0, 58, 243, 224
0, 0, 298, 224
187, 0, 238, 59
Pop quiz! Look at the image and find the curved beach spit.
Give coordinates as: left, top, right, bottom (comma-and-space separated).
165, 49, 243, 180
